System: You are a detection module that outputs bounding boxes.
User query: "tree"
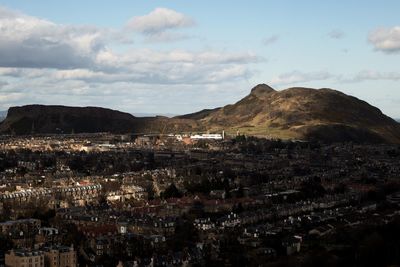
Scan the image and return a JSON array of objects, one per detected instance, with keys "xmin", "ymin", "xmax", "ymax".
[
  {"xmin": 169, "ymin": 219, "xmax": 198, "ymax": 250},
  {"xmin": 32, "ymin": 208, "xmax": 56, "ymax": 227},
  {"xmin": 161, "ymin": 183, "xmax": 183, "ymax": 199},
  {"xmin": 236, "ymin": 184, "xmax": 244, "ymax": 198},
  {"xmin": 300, "ymin": 176, "xmax": 326, "ymax": 198},
  {"xmin": 358, "ymin": 232, "xmax": 385, "ymax": 267},
  {"xmin": 0, "ymin": 234, "xmax": 13, "ymax": 251},
  {"xmin": 146, "ymin": 184, "xmax": 156, "ymax": 200}
]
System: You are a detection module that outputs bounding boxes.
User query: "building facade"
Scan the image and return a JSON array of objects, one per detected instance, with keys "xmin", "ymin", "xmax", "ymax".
[
  {"xmin": 43, "ymin": 246, "xmax": 77, "ymax": 267},
  {"xmin": 5, "ymin": 249, "xmax": 45, "ymax": 267}
]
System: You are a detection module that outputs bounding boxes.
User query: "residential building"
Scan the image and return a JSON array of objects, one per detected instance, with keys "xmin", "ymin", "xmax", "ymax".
[
  {"xmin": 43, "ymin": 246, "xmax": 76, "ymax": 267},
  {"xmin": 5, "ymin": 249, "xmax": 44, "ymax": 267}
]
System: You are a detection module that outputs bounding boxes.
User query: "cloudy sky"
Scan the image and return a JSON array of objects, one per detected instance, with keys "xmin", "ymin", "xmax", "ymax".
[{"xmin": 0, "ymin": 1, "xmax": 400, "ymax": 117}]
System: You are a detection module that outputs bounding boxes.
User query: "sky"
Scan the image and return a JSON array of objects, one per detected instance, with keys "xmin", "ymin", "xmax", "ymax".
[{"xmin": 0, "ymin": 1, "xmax": 399, "ymax": 117}]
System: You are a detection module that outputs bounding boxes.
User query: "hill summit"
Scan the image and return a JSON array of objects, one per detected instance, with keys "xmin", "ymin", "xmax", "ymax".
[
  {"xmin": 180, "ymin": 84, "xmax": 400, "ymax": 143},
  {"xmin": 249, "ymin": 83, "xmax": 276, "ymax": 96},
  {"xmin": 1, "ymin": 84, "xmax": 400, "ymax": 143}
]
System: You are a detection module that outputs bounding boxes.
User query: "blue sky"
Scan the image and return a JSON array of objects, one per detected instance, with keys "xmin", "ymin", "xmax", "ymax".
[{"xmin": 0, "ymin": 1, "xmax": 399, "ymax": 117}]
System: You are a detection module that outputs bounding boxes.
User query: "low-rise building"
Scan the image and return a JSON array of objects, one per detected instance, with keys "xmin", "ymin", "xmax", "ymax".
[
  {"xmin": 43, "ymin": 245, "xmax": 77, "ymax": 267},
  {"xmin": 5, "ymin": 249, "xmax": 45, "ymax": 267}
]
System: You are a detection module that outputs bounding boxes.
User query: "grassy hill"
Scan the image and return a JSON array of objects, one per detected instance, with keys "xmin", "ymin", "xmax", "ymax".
[{"xmin": 1, "ymin": 84, "xmax": 399, "ymax": 143}]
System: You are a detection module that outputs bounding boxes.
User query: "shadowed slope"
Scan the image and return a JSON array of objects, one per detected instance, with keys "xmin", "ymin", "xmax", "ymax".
[{"xmin": 1, "ymin": 84, "xmax": 399, "ymax": 143}]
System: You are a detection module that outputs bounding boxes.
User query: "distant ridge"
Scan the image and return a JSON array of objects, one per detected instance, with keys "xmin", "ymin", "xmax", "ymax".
[
  {"xmin": 0, "ymin": 105, "xmax": 201, "ymax": 135},
  {"xmin": 132, "ymin": 112, "xmax": 178, "ymax": 118},
  {"xmin": 1, "ymin": 84, "xmax": 400, "ymax": 144},
  {"xmin": 0, "ymin": 105, "xmax": 137, "ymax": 134}
]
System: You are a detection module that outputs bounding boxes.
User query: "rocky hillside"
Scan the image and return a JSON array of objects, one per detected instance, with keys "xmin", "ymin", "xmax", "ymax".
[
  {"xmin": 0, "ymin": 105, "xmax": 201, "ymax": 135},
  {"xmin": 180, "ymin": 84, "xmax": 400, "ymax": 143},
  {"xmin": 1, "ymin": 85, "xmax": 400, "ymax": 143}
]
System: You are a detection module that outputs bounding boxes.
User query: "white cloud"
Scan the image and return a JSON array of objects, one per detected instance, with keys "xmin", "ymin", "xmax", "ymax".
[
  {"xmin": 77, "ymin": 49, "xmax": 261, "ymax": 84},
  {"xmin": 142, "ymin": 31, "xmax": 190, "ymax": 43},
  {"xmin": 270, "ymin": 69, "xmax": 400, "ymax": 86},
  {"xmin": 328, "ymin": 29, "xmax": 345, "ymax": 39},
  {"xmin": 270, "ymin": 71, "xmax": 334, "ymax": 86},
  {"xmin": 126, "ymin": 7, "xmax": 194, "ymax": 35},
  {"xmin": 0, "ymin": 71, "xmax": 253, "ymax": 114},
  {"xmin": 353, "ymin": 70, "xmax": 400, "ymax": 81},
  {"xmin": 0, "ymin": 80, "xmax": 8, "ymax": 88},
  {"xmin": 0, "ymin": 6, "xmax": 107, "ymax": 69},
  {"xmin": 51, "ymin": 49, "xmax": 260, "ymax": 85},
  {"xmin": 263, "ymin": 35, "xmax": 279, "ymax": 45},
  {"xmin": 0, "ymin": 6, "xmax": 259, "ymax": 86},
  {"xmin": 0, "ymin": 92, "xmax": 24, "ymax": 103},
  {"xmin": 368, "ymin": 26, "xmax": 400, "ymax": 53},
  {"xmin": 207, "ymin": 65, "xmax": 250, "ymax": 83},
  {"xmin": 0, "ymin": 67, "xmax": 23, "ymax": 77},
  {"xmin": 0, "ymin": 6, "xmax": 261, "ymax": 112}
]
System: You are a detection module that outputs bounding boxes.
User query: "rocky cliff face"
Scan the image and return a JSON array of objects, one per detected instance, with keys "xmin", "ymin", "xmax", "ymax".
[
  {"xmin": 0, "ymin": 105, "xmax": 139, "ymax": 134},
  {"xmin": 0, "ymin": 105, "xmax": 203, "ymax": 135}
]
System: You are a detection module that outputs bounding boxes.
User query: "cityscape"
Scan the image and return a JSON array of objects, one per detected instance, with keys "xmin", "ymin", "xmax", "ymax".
[
  {"xmin": 1, "ymin": 1, "xmax": 400, "ymax": 267},
  {"xmin": 0, "ymin": 132, "xmax": 400, "ymax": 266}
]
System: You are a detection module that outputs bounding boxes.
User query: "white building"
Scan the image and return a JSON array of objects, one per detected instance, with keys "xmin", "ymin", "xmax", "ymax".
[{"xmin": 190, "ymin": 133, "xmax": 223, "ymax": 140}]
